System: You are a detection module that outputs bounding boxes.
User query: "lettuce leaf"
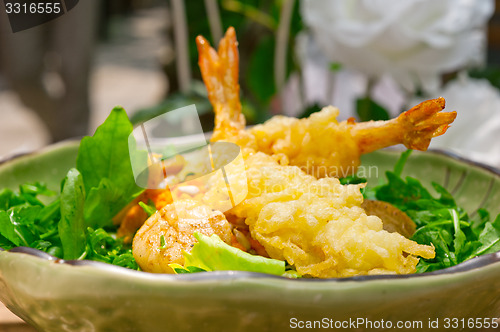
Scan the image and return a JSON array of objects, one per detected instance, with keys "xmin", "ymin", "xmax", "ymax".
[{"xmin": 182, "ymin": 232, "xmax": 285, "ymax": 276}]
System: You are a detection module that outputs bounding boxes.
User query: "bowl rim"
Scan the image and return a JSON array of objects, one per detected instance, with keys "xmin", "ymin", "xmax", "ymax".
[{"xmin": 1, "ymin": 141, "xmax": 500, "ymax": 283}]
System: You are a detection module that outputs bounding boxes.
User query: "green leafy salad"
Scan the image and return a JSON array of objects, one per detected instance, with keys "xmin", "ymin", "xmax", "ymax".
[{"xmin": 0, "ymin": 109, "xmax": 499, "ymax": 276}]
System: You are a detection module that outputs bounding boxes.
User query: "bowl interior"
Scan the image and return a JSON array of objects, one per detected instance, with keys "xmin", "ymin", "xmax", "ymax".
[{"xmin": 0, "ymin": 142, "xmax": 78, "ymax": 193}]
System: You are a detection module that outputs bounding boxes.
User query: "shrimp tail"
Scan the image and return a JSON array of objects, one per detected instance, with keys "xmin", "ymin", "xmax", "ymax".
[
  {"xmin": 351, "ymin": 97, "xmax": 457, "ymax": 154},
  {"xmin": 397, "ymin": 97, "xmax": 456, "ymax": 150},
  {"xmin": 196, "ymin": 27, "xmax": 245, "ymax": 141}
]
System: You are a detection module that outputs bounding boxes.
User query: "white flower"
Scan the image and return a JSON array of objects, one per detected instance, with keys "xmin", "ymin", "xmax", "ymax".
[
  {"xmin": 412, "ymin": 76, "xmax": 500, "ymax": 168},
  {"xmin": 301, "ymin": 0, "xmax": 495, "ymax": 93}
]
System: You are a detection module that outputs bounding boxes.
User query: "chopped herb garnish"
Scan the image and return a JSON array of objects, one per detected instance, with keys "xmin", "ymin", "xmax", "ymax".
[
  {"xmin": 139, "ymin": 201, "xmax": 157, "ymax": 217},
  {"xmin": 159, "ymin": 235, "xmax": 168, "ymax": 249}
]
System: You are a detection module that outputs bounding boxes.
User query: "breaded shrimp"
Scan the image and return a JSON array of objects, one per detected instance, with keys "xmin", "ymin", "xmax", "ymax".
[
  {"xmin": 133, "ymin": 199, "xmax": 232, "ymax": 273},
  {"xmin": 196, "ymin": 28, "xmax": 457, "ymax": 177},
  {"xmin": 215, "ymin": 152, "xmax": 435, "ymax": 278}
]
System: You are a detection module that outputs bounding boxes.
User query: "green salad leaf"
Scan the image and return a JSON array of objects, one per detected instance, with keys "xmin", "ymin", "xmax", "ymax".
[
  {"xmin": 0, "ymin": 188, "xmax": 19, "ymax": 210},
  {"xmin": 0, "ymin": 209, "xmax": 26, "ymax": 247},
  {"xmin": 0, "ymin": 108, "xmax": 141, "ymax": 269},
  {"xmin": 473, "ymin": 214, "xmax": 500, "ymax": 256},
  {"xmin": 0, "ymin": 183, "xmax": 61, "ymax": 252},
  {"xmin": 83, "ymin": 178, "xmax": 125, "ymax": 229},
  {"xmin": 0, "ymin": 195, "xmax": 47, "ymax": 248},
  {"xmin": 58, "ymin": 168, "xmax": 86, "ymax": 260},
  {"xmin": 180, "ymin": 232, "xmax": 286, "ymax": 276},
  {"xmin": 76, "ymin": 107, "xmax": 135, "ymax": 192},
  {"xmin": 86, "ymin": 228, "xmax": 138, "ymax": 270},
  {"xmin": 76, "ymin": 107, "xmax": 144, "ymax": 229},
  {"xmin": 370, "ymin": 150, "xmax": 500, "ymax": 273}
]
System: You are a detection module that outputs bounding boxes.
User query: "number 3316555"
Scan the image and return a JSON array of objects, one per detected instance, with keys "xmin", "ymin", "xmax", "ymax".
[{"xmin": 5, "ymin": 2, "xmax": 62, "ymax": 14}]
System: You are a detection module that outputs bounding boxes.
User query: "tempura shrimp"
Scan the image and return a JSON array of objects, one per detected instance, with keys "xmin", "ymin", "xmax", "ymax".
[
  {"xmin": 196, "ymin": 28, "xmax": 457, "ymax": 177},
  {"xmin": 225, "ymin": 152, "xmax": 435, "ymax": 278}
]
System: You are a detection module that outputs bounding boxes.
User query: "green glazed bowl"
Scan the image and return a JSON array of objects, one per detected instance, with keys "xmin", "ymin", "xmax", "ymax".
[{"xmin": 1, "ymin": 142, "xmax": 499, "ymax": 332}]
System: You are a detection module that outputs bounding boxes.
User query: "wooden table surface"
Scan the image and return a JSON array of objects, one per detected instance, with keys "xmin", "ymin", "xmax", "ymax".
[{"xmin": 0, "ymin": 303, "xmax": 36, "ymax": 332}]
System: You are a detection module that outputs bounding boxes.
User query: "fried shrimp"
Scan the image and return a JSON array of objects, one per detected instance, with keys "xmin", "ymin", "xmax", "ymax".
[
  {"xmin": 197, "ymin": 28, "xmax": 457, "ymax": 177},
  {"xmin": 196, "ymin": 27, "xmax": 437, "ymax": 277},
  {"xmin": 206, "ymin": 152, "xmax": 435, "ymax": 278},
  {"xmin": 133, "ymin": 199, "xmax": 232, "ymax": 273}
]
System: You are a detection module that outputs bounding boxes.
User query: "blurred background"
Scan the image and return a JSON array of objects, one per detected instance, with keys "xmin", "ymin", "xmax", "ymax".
[{"xmin": 0, "ymin": 0, "xmax": 499, "ymax": 166}]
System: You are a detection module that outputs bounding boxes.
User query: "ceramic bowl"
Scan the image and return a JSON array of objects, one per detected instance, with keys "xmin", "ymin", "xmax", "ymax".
[{"xmin": 0, "ymin": 142, "xmax": 499, "ymax": 332}]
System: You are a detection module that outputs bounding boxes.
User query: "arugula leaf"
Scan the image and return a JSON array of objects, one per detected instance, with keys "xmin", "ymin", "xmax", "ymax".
[
  {"xmin": 31, "ymin": 240, "xmax": 52, "ymax": 251},
  {"xmin": 339, "ymin": 175, "xmax": 367, "ymax": 185},
  {"xmin": 9, "ymin": 204, "xmax": 42, "ymax": 226},
  {"xmin": 0, "ymin": 205, "xmax": 41, "ymax": 247},
  {"xmin": 0, "ymin": 183, "xmax": 52, "ymax": 211},
  {"xmin": 20, "ymin": 182, "xmax": 56, "ymax": 198},
  {"xmin": 493, "ymin": 214, "xmax": 500, "ymax": 231},
  {"xmin": 0, "ymin": 210, "xmax": 21, "ymax": 247},
  {"xmin": 432, "ymin": 182, "xmax": 457, "ymax": 208},
  {"xmin": 471, "ymin": 208, "xmax": 491, "ymax": 234},
  {"xmin": 182, "ymin": 232, "xmax": 285, "ymax": 275},
  {"xmin": 0, "ymin": 188, "xmax": 23, "ymax": 210},
  {"xmin": 371, "ymin": 149, "xmax": 500, "ymax": 273},
  {"xmin": 450, "ymin": 209, "xmax": 467, "ymax": 263},
  {"xmin": 375, "ymin": 173, "xmax": 432, "ymax": 208},
  {"xmin": 37, "ymin": 199, "xmax": 60, "ymax": 225},
  {"xmin": 472, "ymin": 218, "xmax": 500, "ymax": 257},
  {"xmin": 0, "ymin": 181, "xmax": 61, "ymax": 252},
  {"xmin": 111, "ymin": 253, "xmax": 138, "ymax": 270},
  {"xmin": 0, "ymin": 234, "xmax": 14, "ymax": 250},
  {"xmin": 86, "ymin": 228, "xmax": 138, "ymax": 270},
  {"xmin": 58, "ymin": 168, "xmax": 86, "ymax": 260}
]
